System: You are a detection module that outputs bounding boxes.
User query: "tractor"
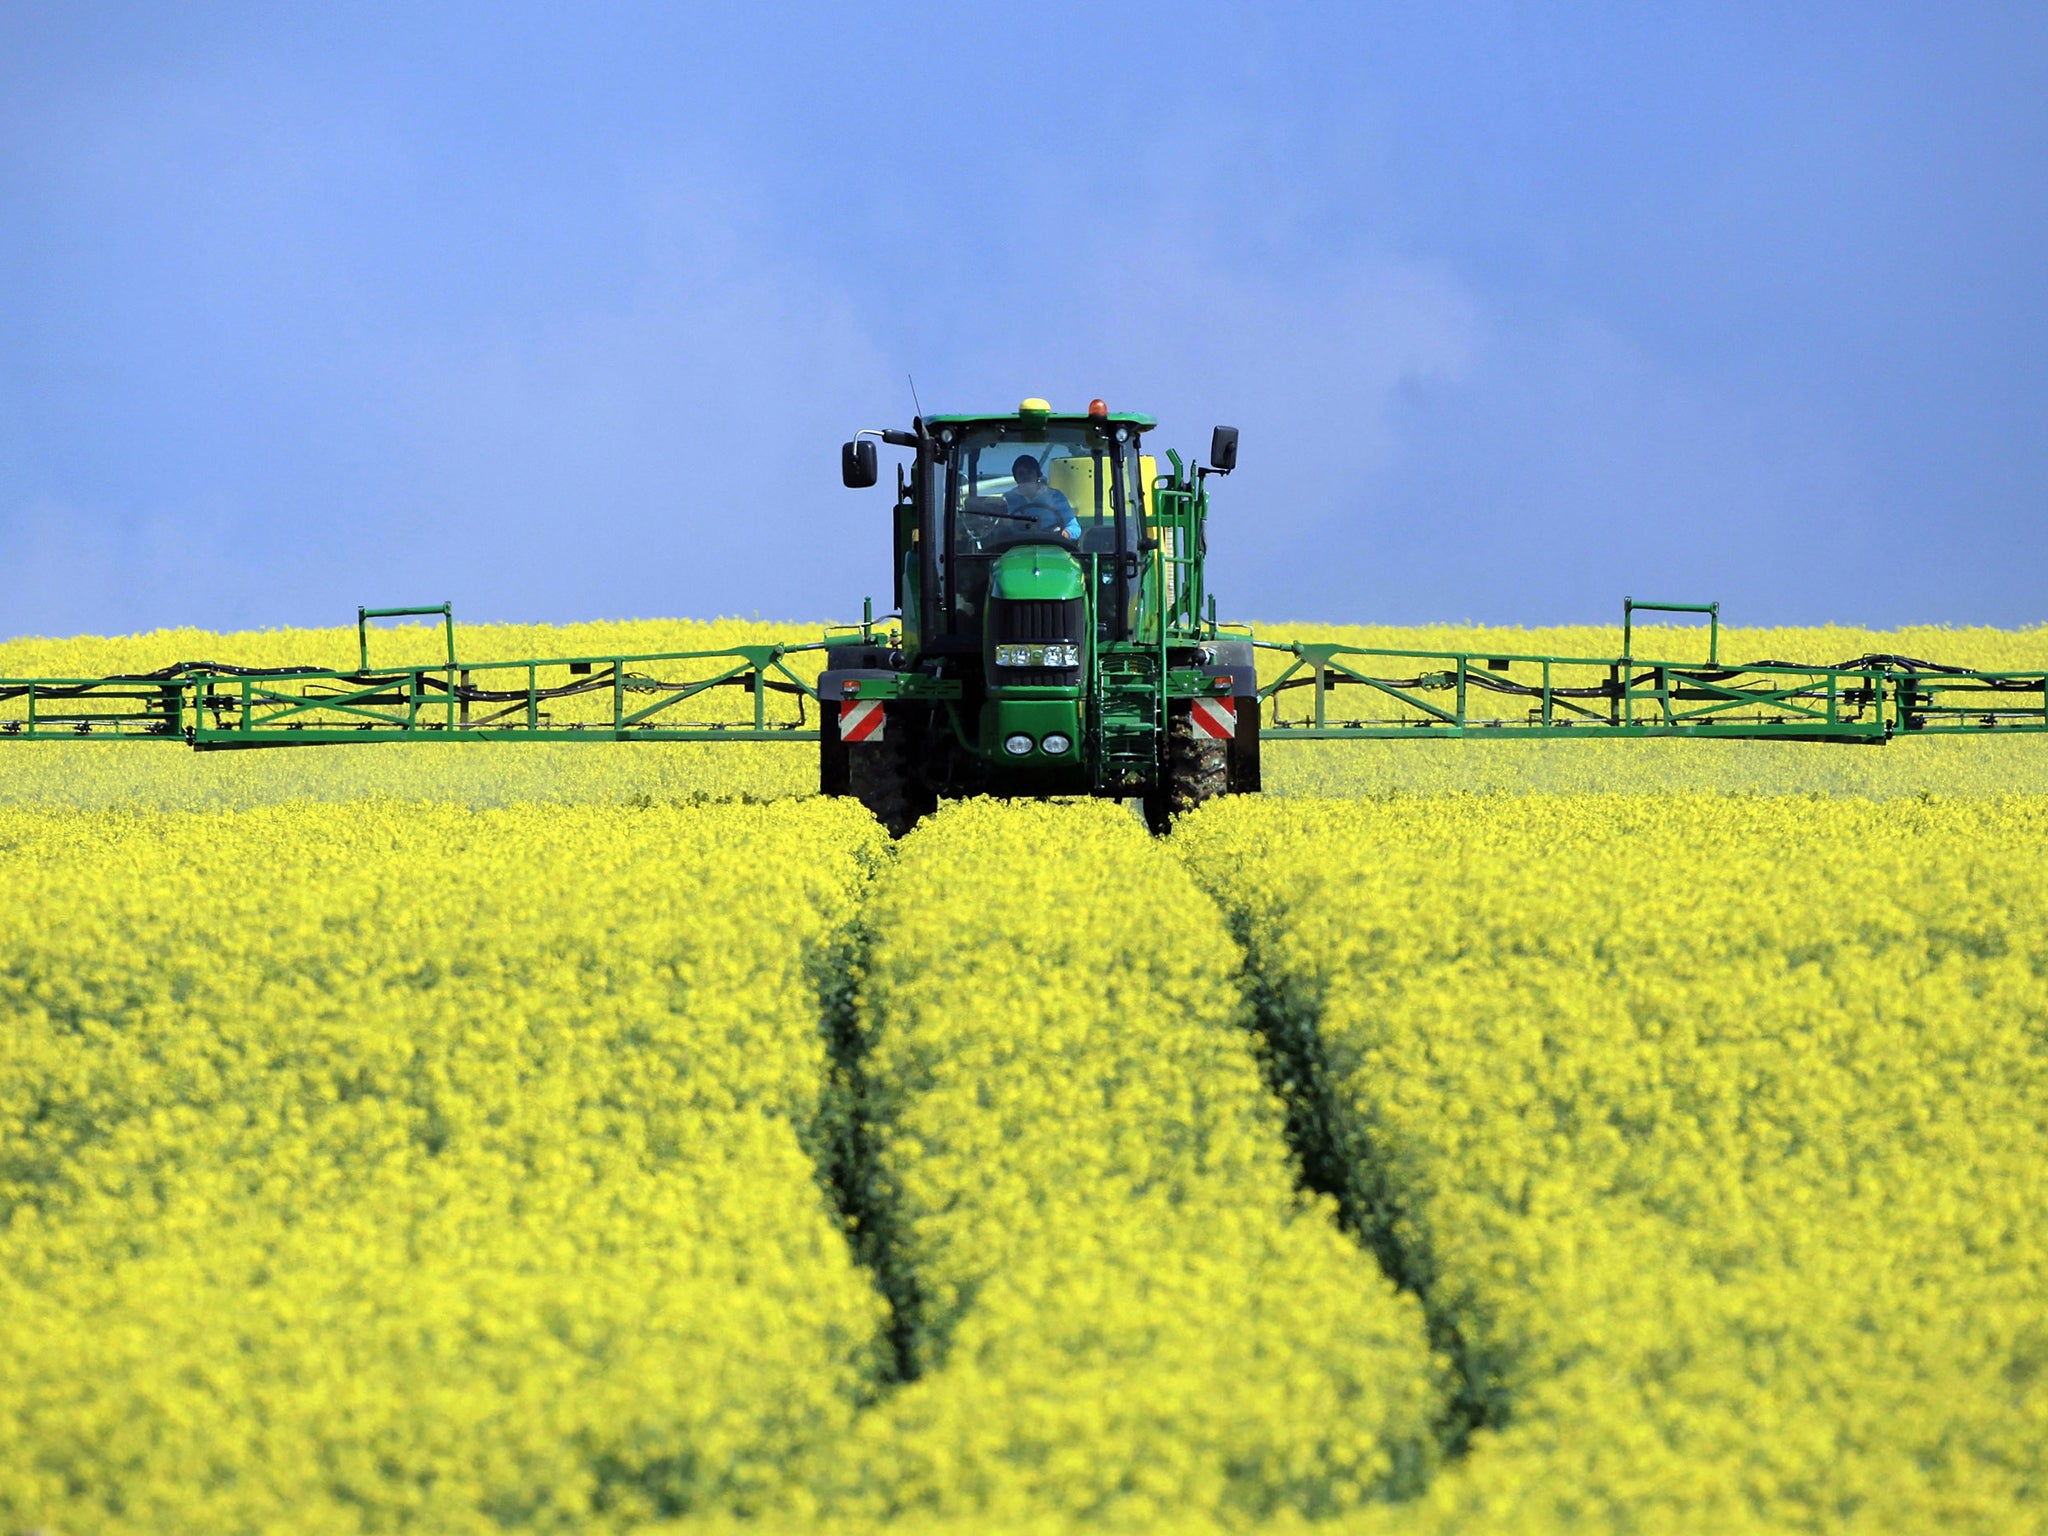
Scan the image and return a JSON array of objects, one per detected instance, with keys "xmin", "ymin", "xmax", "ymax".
[{"xmin": 822, "ymin": 397, "xmax": 1254, "ymax": 834}]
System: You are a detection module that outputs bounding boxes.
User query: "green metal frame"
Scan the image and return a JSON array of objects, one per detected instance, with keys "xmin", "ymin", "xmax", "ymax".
[
  {"xmin": 1247, "ymin": 597, "xmax": 2048, "ymax": 742},
  {"xmin": 360, "ymin": 604, "xmax": 456, "ymax": 672},
  {"xmin": 1623, "ymin": 598, "xmax": 1717, "ymax": 665},
  {"xmin": 0, "ymin": 624, "xmax": 884, "ymax": 746},
  {"xmin": 1, "ymin": 570, "xmax": 2040, "ymax": 755}
]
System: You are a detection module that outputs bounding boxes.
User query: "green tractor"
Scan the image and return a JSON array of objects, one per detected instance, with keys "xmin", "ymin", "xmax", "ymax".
[{"xmin": 821, "ymin": 397, "xmax": 1257, "ymax": 835}]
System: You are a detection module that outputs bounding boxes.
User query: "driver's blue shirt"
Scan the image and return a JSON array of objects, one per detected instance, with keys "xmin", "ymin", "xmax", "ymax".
[{"xmin": 1003, "ymin": 483, "xmax": 1081, "ymax": 540}]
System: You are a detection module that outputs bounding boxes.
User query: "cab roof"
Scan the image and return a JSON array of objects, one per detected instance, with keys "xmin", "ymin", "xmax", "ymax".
[{"xmin": 922, "ymin": 409, "xmax": 1157, "ymax": 431}]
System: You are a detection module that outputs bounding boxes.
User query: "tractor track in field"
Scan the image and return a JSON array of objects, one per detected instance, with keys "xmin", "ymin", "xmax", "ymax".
[
  {"xmin": 1200, "ymin": 879, "xmax": 1501, "ymax": 1461},
  {"xmin": 826, "ymin": 799, "xmax": 1452, "ymax": 1515},
  {"xmin": 805, "ymin": 802, "xmax": 1495, "ymax": 1483},
  {"xmin": 809, "ymin": 896, "xmax": 925, "ymax": 1391}
]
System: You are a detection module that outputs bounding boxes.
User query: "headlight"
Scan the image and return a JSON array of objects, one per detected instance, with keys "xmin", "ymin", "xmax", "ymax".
[
  {"xmin": 1003, "ymin": 733, "xmax": 1035, "ymax": 756},
  {"xmin": 995, "ymin": 643, "xmax": 1082, "ymax": 668},
  {"xmin": 1041, "ymin": 733, "xmax": 1072, "ymax": 755}
]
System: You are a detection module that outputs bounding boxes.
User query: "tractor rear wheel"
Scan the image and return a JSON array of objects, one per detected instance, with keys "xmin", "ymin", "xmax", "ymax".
[
  {"xmin": 1143, "ymin": 707, "xmax": 1228, "ymax": 834},
  {"xmin": 1227, "ymin": 702, "xmax": 1261, "ymax": 793},
  {"xmin": 849, "ymin": 708, "xmax": 934, "ymax": 838}
]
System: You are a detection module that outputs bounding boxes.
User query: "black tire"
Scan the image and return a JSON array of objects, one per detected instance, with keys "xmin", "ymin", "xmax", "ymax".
[
  {"xmin": 849, "ymin": 709, "xmax": 935, "ymax": 838},
  {"xmin": 1227, "ymin": 702, "xmax": 1262, "ymax": 794},
  {"xmin": 1143, "ymin": 707, "xmax": 1228, "ymax": 834},
  {"xmin": 820, "ymin": 701, "xmax": 849, "ymax": 797}
]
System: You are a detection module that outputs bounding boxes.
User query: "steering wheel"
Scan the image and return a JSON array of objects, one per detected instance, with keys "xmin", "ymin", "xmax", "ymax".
[
  {"xmin": 961, "ymin": 495, "xmax": 1035, "ymax": 524},
  {"xmin": 957, "ymin": 495, "xmax": 1040, "ymax": 552}
]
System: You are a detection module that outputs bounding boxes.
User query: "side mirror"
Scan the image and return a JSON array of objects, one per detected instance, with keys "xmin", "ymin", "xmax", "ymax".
[
  {"xmin": 1208, "ymin": 426, "xmax": 1239, "ymax": 475},
  {"xmin": 842, "ymin": 438, "xmax": 878, "ymax": 489}
]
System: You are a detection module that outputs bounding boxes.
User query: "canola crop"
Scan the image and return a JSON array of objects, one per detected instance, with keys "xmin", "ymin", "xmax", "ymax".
[
  {"xmin": 0, "ymin": 799, "xmax": 891, "ymax": 1534},
  {"xmin": 0, "ymin": 737, "xmax": 819, "ymax": 813},
  {"xmin": 1177, "ymin": 794, "xmax": 2048, "ymax": 1535},
  {"xmin": 1251, "ymin": 616, "xmax": 2048, "ymax": 675},
  {"xmin": 1261, "ymin": 730, "xmax": 2048, "ymax": 799},
  {"xmin": 823, "ymin": 798, "xmax": 1443, "ymax": 1529},
  {"xmin": 0, "ymin": 614, "xmax": 821, "ymax": 681},
  {"xmin": 6, "ymin": 606, "xmax": 2048, "ymax": 1533}
]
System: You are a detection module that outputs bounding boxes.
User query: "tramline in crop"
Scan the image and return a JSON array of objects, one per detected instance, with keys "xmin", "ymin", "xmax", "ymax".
[{"xmin": 821, "ymin": 799, "xmax": 1442, "ymax": 1526}]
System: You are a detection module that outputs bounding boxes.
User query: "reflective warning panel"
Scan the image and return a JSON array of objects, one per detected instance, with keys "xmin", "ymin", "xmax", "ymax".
[
  {"xmin": 1191, "ymin": 696, "xmax": 1236, "ymax": 739},
  {"xmin": 840, "ymin": 699, "xmax": 886, "ymax": 742}
]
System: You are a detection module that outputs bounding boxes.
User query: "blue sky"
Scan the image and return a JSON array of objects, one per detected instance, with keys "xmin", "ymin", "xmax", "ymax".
[{"xmin": 3, "ymin": 3, "xmax": 2044, "ymax": 638}]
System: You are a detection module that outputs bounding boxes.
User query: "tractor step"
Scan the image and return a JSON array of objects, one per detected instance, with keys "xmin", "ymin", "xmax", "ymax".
[{"xmin": 1093, "ymin": 649, "xmax": 1164, "ymax": 792}]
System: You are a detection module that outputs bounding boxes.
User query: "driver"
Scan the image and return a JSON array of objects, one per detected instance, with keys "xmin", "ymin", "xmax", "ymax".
[{"xmin": 1003, "ymin": 455, "xmax": 1080, "ymax": 542}]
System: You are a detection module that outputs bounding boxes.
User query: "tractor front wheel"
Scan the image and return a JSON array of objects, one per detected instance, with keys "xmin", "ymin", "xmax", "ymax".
[
  {"xmin": 819, "ymin": 701, "xmax": 849, "ymax": 796},
  {"xmin": 1143, "ymin": 707, "xmax": 1228, "ymax": 834}
]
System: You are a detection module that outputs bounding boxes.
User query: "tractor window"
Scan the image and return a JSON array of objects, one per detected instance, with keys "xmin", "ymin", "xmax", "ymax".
[{"xmin": 935, "ymin": 423, "xmax": 1144, "ymax": 634}]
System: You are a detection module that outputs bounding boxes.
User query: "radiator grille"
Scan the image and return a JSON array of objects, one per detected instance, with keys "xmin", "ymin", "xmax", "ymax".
[{"xmin": 988, "ymin": 597, "xmax": 1085, "ymax": 685}]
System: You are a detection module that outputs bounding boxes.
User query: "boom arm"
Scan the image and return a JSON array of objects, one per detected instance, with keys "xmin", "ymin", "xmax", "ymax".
[
  {"xmin": 1239, "ymin": 594, "xmax": 2047, "ymax": 743},
  {"xmin": 0, "ymin": 608, "xmax": 895, "ymax": 747},
  {"xmin": 1251, "ymin": 641, "xmax": 2047, "ymax": 743},
  {"xmin": 2, "ymin": 599, "xmax": 2041, "ymax": 749}
]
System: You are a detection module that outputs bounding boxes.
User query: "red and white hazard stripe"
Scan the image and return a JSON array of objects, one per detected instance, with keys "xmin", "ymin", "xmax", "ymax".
[
  {"xmin": 1190, "ymin": 695, "xmax": 1236, "ymax": 739},
  {"xmin": 839, "ymin": 699, "xmax": 886, "ymax": 743}
]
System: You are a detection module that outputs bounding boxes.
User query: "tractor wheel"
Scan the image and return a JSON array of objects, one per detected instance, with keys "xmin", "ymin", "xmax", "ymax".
[
  {"xmin": 819, "ymin": 700, "xmax": 849, "ymax": 797},
  {"xmin": 1226, "ymin": 702, "xmax": 1262, "ymax": 794},
  {"xmin": 1143, "ymin": 707, "xmax": 1228, "ymax": 834},
  {"xmin": 849, "ymin": 709, "xmax": 934, "ymax": 838}
]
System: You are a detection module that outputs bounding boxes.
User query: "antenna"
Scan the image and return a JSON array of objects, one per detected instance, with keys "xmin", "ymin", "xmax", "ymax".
[{"xmin": 907, "ymin": 373, "xmax": 925, "ymax": 422}]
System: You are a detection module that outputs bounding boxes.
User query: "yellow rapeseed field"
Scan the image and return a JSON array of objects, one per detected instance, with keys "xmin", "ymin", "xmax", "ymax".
[
  {"xmin": 0, "ymin": 799, "xmax": 891, "ymax": 1533},
  {"xmin": 1177, "ymin": 793, "xmax": 2048, "ymax": 1535},
  {"xmin": 0, "ymin": 615, "xmax": 820, "ymax": 681},
  {"xmin": 821, "ymin": 799, "xmax": 1442, "ymax": 1529},
  {"xmin": 4, "ymin": 612, "xmax": 2048, "ymax": 1533},
  {"xmin": 1253, "ymin": 616, "xmax": 2048, "ymax": 674}
]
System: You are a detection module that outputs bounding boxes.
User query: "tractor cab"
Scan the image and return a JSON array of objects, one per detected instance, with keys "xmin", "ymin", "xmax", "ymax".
[{"xmin": 913, "ymin": 399, "xmax": 1155, "ymax": 647}]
